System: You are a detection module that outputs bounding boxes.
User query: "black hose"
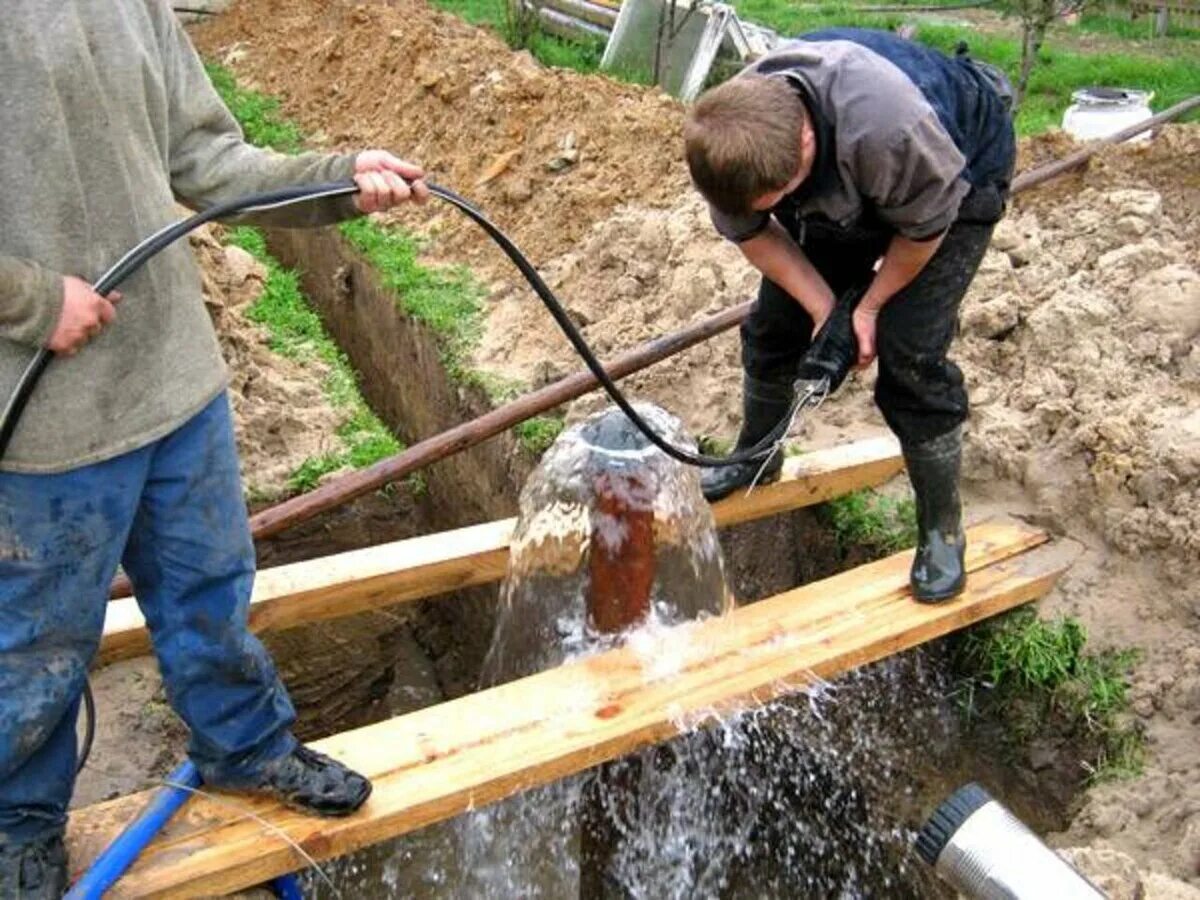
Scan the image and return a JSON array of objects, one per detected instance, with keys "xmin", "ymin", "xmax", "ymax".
[
  {"xmin": 79, "ymin": 677, "xmax": 96, "ymax": 773},
  {"xmin": 0, "ymin": 180, "xmax": 799, "ymax": 467}
]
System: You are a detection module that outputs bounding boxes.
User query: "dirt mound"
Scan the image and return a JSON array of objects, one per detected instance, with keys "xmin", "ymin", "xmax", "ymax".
[
  {"xmin": 961, "ymin": 176, "xmax": 1200, "ymax": 564},
  {"xmin": 191, "ymin": 225, "xmax": 346, "ymax": 498},
  {"xmin": 193, "ymin": 0, "xmax": 689, "ymax": 273}
]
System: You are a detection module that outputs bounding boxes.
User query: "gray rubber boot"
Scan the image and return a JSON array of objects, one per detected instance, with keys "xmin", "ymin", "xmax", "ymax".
[
  {"xmin": 903, "ymin": 427, "xmax": 966, "ymax": 603},
  {"xmin": 701, "ymin": 374, "xmax": 795, "ymax": 502},
  {"xmin": 0, "ymin": 832, "xmax": 67, "ymax": 900}
]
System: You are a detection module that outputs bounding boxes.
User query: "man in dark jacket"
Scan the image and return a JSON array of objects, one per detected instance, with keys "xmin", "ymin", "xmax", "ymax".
[{"xmin": 685, "ymin": 28, "xmax": 1015, "ymax": 605}]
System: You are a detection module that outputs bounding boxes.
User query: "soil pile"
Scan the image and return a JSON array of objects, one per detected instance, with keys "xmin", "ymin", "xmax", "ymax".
[
  {"xmin": 193, "ymin": 0, "xmax": 689, "ymax": 272},
  {"xmin": 190, "ymin": 225, "xmax": 347, "ymax": 499}
]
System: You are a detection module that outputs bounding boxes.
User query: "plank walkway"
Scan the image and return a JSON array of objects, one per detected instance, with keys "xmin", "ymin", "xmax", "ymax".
[
  {"xmin": 99, "ymin": 436, "xmax": 903, "ymax": 665},
  {"xmin": 69, "ymin": 519, "xmax": 1067, "ymax": 897}
]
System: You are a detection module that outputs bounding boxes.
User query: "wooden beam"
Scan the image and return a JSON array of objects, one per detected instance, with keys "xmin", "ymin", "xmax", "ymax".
[
  {"xmin": 98, "ymin": 437, "xmax": 903, "ymax": 665},
  {"xmin": 69, "ymin": 520, "xmax": 1066, "ymax": 897}
]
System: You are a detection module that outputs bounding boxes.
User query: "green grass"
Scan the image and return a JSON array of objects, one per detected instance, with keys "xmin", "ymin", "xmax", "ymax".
[
  {"xmin": 204, "ymin": 63, "xmax": 304, "ymax": 153},
  {"xmin": 225, "ymin": 226, "xmax": 404, "ymax": 494},
  {"xmin": 513, "ymin": 415, "xmax": 566, "ymax": 454},
  {"xmin": 820, "ymin": 489, "xmax": 918, "ymax": 556},
  {"xmin": 338, "ymin": 218, "xmax": 489, "ymax": 387},
  {"xmin": 728, "ymin": 6, "xmax": 1200, "ymax": 134},
  {"xmin": 955, "ymin": 607, "xmax": 1144, "ymax": 781}
]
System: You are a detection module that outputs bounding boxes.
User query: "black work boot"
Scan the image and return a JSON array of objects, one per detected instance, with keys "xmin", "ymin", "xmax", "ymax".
[
  {"xmin": 701, "ymin": 374, "xmax": 795, "ymax": 502},
  {"xmin": 247, "ymin": 745, "xmax": 372, "ymax": 817},
  {"xmin": 903, "ymin": 427, "xmax": 966, "ymax": 603},
  {"xmin": 0, "ymin": 832, "xmax": 67, "ymax": 899}
]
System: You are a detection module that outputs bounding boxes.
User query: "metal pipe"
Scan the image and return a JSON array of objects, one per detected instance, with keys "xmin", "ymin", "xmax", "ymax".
[
  {"xmin": 65, "ymin": 761, "xmax": 202, "ymax": 899},
  {"xmin": 915, "ymin": 783, "xmax": 1104, "ymax": 899}
]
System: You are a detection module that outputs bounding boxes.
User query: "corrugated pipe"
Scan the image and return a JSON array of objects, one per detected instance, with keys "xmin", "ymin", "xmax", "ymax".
[{"xmin": 916, "ymin": 783, "xmax": 1105, "ymax": 899}]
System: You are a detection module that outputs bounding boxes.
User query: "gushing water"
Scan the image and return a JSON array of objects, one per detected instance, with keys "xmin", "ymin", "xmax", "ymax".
[{"xmin": 300, "ymin": 405, "xmax": 962, "ymax": 898}]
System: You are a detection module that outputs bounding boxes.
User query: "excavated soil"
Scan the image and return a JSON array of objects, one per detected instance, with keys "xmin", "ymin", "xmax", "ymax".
[{"xmin": 191, "ymin": 1, "xmax": 1200, "ymax": 886}]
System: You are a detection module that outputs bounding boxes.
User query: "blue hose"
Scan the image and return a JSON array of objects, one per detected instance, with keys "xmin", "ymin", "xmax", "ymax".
[
  {"xmin": 64, "ymin": 761, "xmax": 201, "ymax": 899},
  {"xmin": 271, "ymin": 873, "xmax": 306, "ymax": 899}
]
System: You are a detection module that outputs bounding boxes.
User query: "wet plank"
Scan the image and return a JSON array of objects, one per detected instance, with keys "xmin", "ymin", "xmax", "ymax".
[
  {"xmin": 70, "ymin": 519, "xmax": 1067, "ymax": 897},
  {"xmin": 98, "ymin": 437, "xmax": 903, "ymax": 664}
]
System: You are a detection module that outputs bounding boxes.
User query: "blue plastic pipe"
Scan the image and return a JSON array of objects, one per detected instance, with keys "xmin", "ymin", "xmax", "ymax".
[
  {"xmin": 65, "ymin": 761, "xmax": 201, "ymax": 899},
  {"xmin": 271, "ymin": 873, "xmax": 306, "ymax": 899}
]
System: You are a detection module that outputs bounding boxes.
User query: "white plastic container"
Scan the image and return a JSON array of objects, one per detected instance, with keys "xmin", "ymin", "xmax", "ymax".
[{"xmin": 1062, "ymin": 87, "xmax": 1154, "ymax": 142}]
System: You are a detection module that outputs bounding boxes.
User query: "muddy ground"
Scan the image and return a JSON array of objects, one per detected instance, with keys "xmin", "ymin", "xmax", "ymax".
[{"xmin": 76, "ymin": 0, "xmax": 1200, "ymax": 890}]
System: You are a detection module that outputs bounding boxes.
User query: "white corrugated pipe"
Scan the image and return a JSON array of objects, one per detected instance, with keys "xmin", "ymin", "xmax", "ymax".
[{"xmin": 915, "ymin": 783, "xmax": 1106, "ymax": 900}]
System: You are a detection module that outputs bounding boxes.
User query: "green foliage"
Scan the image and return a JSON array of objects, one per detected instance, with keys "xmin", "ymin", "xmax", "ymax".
[
  {"xmin": 697, "ymin": 434, "xmax": 735, "ymax": 457},
  {"xmin": 224, "ymin": 227, "xmax": 404, "ymax": 494},
  {"xmin": 955, "ymin": 607, "xmax": 1144, "ymax": 781},
  {"xmin": 821, "ymin": 489, "xmax": 918, "ymax": 556},
  {"xmin": 338, "ymin": 218, "xmax": 488, "ymax": 385},
  {"xmin": 204, "ymin": 62, "xmax": 304, "ymax": 153},
  {"xmin": 514, "ymin": 415, "xmax": 566, "ymax": 454}
]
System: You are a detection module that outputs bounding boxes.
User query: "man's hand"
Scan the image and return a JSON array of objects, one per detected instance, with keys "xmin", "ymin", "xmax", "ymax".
[
  {"xmin": 48, "ymin": 276, "xmax": 121, "ymax": 355},
  {"xmin": 353, "ymin": 151, "xmax": 430, "ymax": 214},
  {"xmin": 852, "ymin": 305, "xmax": 878, "ymax": 369}
]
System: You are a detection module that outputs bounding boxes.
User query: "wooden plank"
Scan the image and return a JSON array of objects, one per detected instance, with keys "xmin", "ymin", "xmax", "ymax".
[
  {"xmin": 69, "ymin": 520, "xmax": 1065, "ymax": 897},
  {"xmin": 98, "ymin": 437, "xmax": 902, "ymax": 664}
]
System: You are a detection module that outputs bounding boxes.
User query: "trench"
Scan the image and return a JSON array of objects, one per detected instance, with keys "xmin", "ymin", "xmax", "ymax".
[{"xmin": 206, "ymin": 224, "xmax": 1089, "ymax": 896}]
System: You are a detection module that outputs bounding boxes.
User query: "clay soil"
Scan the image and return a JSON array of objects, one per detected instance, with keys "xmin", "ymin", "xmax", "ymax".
[{"xmin": 178, "ymin": 0, "xmax": 1200, "ymax": 887}]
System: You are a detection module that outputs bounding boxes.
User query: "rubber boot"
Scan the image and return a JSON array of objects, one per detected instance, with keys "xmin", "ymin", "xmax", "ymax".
[
  {"xmin": 248, "ymin": 745, "xmax": 372, "ymax": 817},
  {"xmin": 903, "ymin": 427, "xmax": 966, "ymax": 603},
  {"xmin": 701, "ymin": 374, "xmax": 795, "ymax": 502},
  {"xmin": 0, "ymin": 832, "xmax": 67, "ymax": 899}
]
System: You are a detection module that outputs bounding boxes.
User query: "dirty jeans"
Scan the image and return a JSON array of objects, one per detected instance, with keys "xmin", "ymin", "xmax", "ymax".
[
  {"xmin": 739, "ymin": 212, "xmax": 998, "ymax": 447},
  {"xmin": 0, "ymin": 393, "xmax": 296, "ymax": 845}
]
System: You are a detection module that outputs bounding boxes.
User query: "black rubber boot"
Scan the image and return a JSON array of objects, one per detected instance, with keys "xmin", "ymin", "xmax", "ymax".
[
  {"xmin": 701, "ymin": 374, "xmax": 795, "ymax": 502},
  {"xmin": 903, "ymin": 427, "xmax": 966, "ymax": 603},
  {"xmin": 248, "ymin": 745, "xmax": 372, "ymax": 817},
  {"xmin": 0, "ymin": 832, "xmax": 67, "ymax": 900}
]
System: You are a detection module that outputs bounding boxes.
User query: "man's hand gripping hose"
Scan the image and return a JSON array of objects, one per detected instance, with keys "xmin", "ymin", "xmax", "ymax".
[
  {"xmin": 745, "ymin": 286, "xmax": 863, "ymax": 491},
  {"xmin": 0, "ymin": 180, "xmax": 843, "ymax": 470}
]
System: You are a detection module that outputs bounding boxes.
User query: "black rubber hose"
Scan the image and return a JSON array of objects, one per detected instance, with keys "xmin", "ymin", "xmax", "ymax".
[
  {"xmin": 79, "ymin": 677, "xmax": 96, "ymax": 773},
  {"xmin": 0, "ymin": 180, "xmax": 797, "ymax": 466}
]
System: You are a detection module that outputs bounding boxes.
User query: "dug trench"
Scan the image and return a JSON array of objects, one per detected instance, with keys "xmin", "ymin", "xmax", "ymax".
[{"xmin": 76, "ymin": 215, "xmax": 1104, "ymax": 898}]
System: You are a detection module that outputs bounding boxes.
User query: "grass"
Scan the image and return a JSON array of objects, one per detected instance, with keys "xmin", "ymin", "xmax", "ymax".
[
  {"xmin": 513, "ymin": 415, "xmax": 566, "ymax": 454},
  {"xmin": 204, "ymin": 63, "xmax": 304, "ymax": 153},
  {"xmin": 337, "ymin": 219, "xmax": 488, "ymax": 386},
  {"xmin": 225, "ymin": 227, "xmax": 405, "ymax": 495},
  {"xmin": 820, "ymin": 489, "xmax": 918, "ymax": 557},
  {"xmin": 954, "ymin": 607, "xmax": 1144, "ymax": 781},
  {"xmin": 420, "ymin": 0, "xmax": 1200, "ymax": 136}
]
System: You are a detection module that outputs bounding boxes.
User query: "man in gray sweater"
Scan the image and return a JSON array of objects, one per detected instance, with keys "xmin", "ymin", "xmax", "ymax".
[{"xmin": 1, "ymin": 3, "xmax": 428, "ymax": 893}]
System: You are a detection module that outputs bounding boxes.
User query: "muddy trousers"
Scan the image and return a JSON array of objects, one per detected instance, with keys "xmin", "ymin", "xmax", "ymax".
[
  {"xmin": 739, "ymin": 218, "xmax": 997, "ymax": 446},
  {"xmin": 0, "ymin": 393, "xmax": 296, "ymax": 845}
]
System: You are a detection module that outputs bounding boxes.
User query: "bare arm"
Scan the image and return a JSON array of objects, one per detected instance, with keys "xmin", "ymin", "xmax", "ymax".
[
  {"xmin": 740, "ymin": 220, "xmax": 836, "ymax": 330},
  {"xmin": 853, "ymin": 233, "xmax": 945, "ymax": 366}
]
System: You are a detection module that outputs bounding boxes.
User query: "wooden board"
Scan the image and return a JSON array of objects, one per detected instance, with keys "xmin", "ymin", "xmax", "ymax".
[
  {"xmin": 69, "ymin": 520, "xmax": 1066, "ymax": 897},
  {"xmin": 98, "ymin": 437, "xmax": 903, "ymax": 664}
]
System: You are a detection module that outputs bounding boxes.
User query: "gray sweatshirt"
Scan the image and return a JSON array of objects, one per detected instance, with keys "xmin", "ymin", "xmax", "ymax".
[{"xmin": 0, "ymin": 0, "xmax": 361, "ymax": 473}]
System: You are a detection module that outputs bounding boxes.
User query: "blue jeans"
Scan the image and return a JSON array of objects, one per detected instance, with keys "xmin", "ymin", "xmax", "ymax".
[{"xmin": 0, "ymin": 393, "xmax": 296, "ymax": 844}]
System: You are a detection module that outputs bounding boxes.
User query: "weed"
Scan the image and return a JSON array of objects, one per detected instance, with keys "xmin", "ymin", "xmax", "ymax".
[
  {"xmin": 954, "ymin": 607, "xmax": 1143, "ymax": 782},
  {"xmin": 514, "ymin": 415, "xmax": 566, "ymax": 455},
  {"xmin": 697, "ymin": 434, "xmax": 735, "ymax": 457},
  {"xmin": 820, "ymin": 489, "xmax": 918, "ymax": 556}
]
